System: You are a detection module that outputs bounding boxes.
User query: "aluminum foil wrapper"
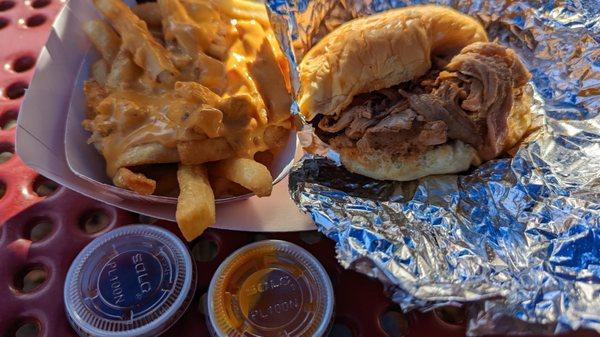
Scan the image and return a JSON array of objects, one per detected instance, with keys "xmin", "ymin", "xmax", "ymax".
[{"xmin": 265, "ymin": 0, "xmax": 600, "ymax": 335}]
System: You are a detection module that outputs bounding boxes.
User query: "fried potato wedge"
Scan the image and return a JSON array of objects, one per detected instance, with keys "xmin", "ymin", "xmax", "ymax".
[
  {"xmin": 178, "ymin": 137, "xmax": 233, "ymax": 165},
  {"xmin": 212, "ymin": 158, "xmax": 272, "ymax": 197},
  {"xmin": 113, "ymin": 167, "xmax": 156, "ymax": 195},
  {"xmin": 176, "ymin": 165, "xmax": 215, "ymax": 240}
]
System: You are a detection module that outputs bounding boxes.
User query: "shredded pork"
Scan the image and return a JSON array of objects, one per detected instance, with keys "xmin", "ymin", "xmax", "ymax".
[{"xmin": 317, "ymin": 42, "xmax": 531, "ymax": 160}]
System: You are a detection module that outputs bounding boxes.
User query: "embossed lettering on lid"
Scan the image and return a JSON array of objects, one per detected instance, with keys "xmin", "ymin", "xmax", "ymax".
[
  {"xmin": 64, "ymin": 224, "xmax": 196, "ymax": 337},
  {"xmin": 207, "ymin": 240, "xmax": 334, "ymax": 337}
]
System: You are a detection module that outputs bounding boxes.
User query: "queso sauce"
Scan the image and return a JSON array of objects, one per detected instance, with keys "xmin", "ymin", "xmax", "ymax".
[{"xmin": 85, "ymin": 10, "xmax": 292, "ymax": 178}]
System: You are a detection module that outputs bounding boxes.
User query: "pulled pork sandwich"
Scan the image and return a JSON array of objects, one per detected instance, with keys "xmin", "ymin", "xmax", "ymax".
[{"xmin": 298, "ymin": 5, "xmax": 532, "ymax": 181}]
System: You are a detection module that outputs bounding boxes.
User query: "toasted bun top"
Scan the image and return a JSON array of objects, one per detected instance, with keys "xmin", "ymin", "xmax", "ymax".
[{"xmin": 298, "ymin": 5, "xmax": 488, "ymax": 121}]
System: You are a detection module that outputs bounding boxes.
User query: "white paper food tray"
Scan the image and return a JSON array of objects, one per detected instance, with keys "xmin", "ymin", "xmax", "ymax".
[{"xmin": 16, "ymin": 0, "xmax": 313, "ymax": 231}]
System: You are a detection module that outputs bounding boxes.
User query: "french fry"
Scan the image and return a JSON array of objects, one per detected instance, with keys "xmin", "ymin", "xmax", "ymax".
[
  {"xmin": 83, "ymin": 20, "xmax": 121, "ymax": 63},
  {"xmin": 111, "ymin": 143, "xmax": 180, "ymax": 177},
  {"xmin": 212, "ymin": 158, "xmax": 272, "ymax": 197},
  {"xmin": 189, "ymin": 106, "xmax": 224, "ymax": 138},
  {"xmin": 193, "ymin": 53, "xmax": 227, "ymax": 94},
  {"xmin": 158, "ymin": 0, "xmax": 229, "ymax": 92},
  {"xmin": 174, "ymin": 81, "xmax": 221, "ymax": 106},
  {"xmin": 248, "ymin": 41, "xmax": 292, "ymax": 124},
  {"xmin": 83, "ymin": 80, "xmax": 109, "ymax": 117},
  {"xmin": 113, "ymin": 167, "xmax": 156, "ymax": 195},
  {"xmin": 206, "ymin": 0, "xmax": 269, "ymax": 26},
  {"xmin": 93, "ymin": 0, "xmax": 179, "ymax": 83},
  {"xmin": 132, "ymin": 3, "xmax": 162, "ymax": 27},
  {"xmin": 99, "ymin": 96, "xmax": 147, "ymax": 130},
  {"xmin": 207, "ymin": 38, "xmax": 228, "ymax": 61},
  {"xmin": 218, "ymin": 94, "xmax": 255, "ymax": 128},
  {"xmin": 91, "ymin": 59, "xmax": 110, "ymax": 85},
  {"xmin": 157, "ymin": 0, "xmax": 211, "ymax": 54},
  {"xmin": 178, "ymin": 137, "xmax": 233, "ymax": 165},
  {"xmin": 84, "ymin": 0, "xmax": 294, "ymax": 240},
  {"xmin": 178, "ymin": 0, "xmax": 228, "ymax": 60},
  {"xmin": 106, "ymin": 48, "xmax": 142, "ymax": 89},
  {"xmin": 210, "ymin": 176, "xmax": 250, "ymax": 198},
  {"xmin": 176, "ymin": 165, "xmax": 215, "ymax": 241}
]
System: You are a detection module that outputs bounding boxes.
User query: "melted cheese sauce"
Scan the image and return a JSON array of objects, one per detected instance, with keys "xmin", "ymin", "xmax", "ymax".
[{"xmin": 84, "ymin": 0, "xmax": 292, "ymax": 178}]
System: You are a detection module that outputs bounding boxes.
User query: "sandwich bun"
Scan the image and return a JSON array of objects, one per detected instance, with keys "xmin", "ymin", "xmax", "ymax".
[
  {"xmin": 299, "ymin": 5, "xmax": 488, "ymax": 121},
  {"xmin": 299, "ymin": 5, "xmax": 532, "ymax": 181}
]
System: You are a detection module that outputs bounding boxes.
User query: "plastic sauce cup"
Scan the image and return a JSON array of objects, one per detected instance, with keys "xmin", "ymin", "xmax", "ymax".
[
  {"xmin": 207, "ymin": 240, "xmax": 334, "ymax": 337},
  {"xmin": 64, "ymin": 224, "xmax": 196, "ymax": 337}
]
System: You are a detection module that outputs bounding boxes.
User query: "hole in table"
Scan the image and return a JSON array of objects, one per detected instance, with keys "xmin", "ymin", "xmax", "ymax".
[
  {"xmin": 25, "ymin": 14, "xmax": 46, "ymax": 27},
  {"xmin": 31, "ymin": 0, "xmax": 50, "ymax": 8},
  {"xmin": 434, "ymin": 305, "xmax": 466, "ymax": 325},
  {"xmin": 0, "ymin": 180, "xmax": 5, "ymax": 199},
  {"xmin": 12, "ymin": 56, "xmax": 35, "ymax": 73},
  {"xmin": 380, "ymin": 308, "xmax": 410, "ymax": 337},
  {"xmin": 192, "ymin": 238, "xmax": 219, "ymax": 262},
  {"xmin": 5, "ymin": 82, "xmax": 28, "ymax": 99},
  {"xmin": 198, "ymin": 291, "xmax": 208, "ymax": 316},
  {"xmin": 1, "ymin": 109, "xmax": 18, "ymax": 130},
  {"xmin": 13, "ymin": 264, "xmax": 47, "ymax": 293},
  {"xmin": 328, "ymin": 320, "xmax": 354, "ymax": 337},
  {"xmin": 0, "ymin": 143, "xmax": 14, "ymax": 164},
  {"xmin": 138, "ymin": 213, "xmax": 159, "ymax": 224},
  {"xmin": 0, "ymin": 0, "xmax": 15, "ymax": 11},
  {"xmin": 299, "ymin": 231, "xmax": 322, "ymax": 244},
  {"xmin": 0, "ymin": 17, "xmax": 8, "ymax": 29},
  {"xmin": 24, "ymin": 218, "xmax": 53, "ymax": 242},
  {"xmin": 32, "ymin": 175, "xmax": 59, "ymax": 197},
  {"xmin": 79, "ymin": 209, "xmax": 111, "ymax": 234},
  {"xmin": 251, "ymin": 233, "xmax": 268, "ymax": 242},
  {"xmin": 10, "ymin": 319, "xmax": 40, "ymax": 337}
]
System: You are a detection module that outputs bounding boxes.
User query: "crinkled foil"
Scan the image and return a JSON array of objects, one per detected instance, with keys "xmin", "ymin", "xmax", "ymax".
[{"xmin": 265, "ymin": 0, "xmax": 600, "ymax": 335}]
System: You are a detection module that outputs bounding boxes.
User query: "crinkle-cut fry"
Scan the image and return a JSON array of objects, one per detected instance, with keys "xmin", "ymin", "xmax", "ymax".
[
  {"xmin": 248, "ymin": 41, "xmax": 292, "ymax": 124},
  {"xmin": 113, "ymin": 167, "xmax": 156, "ymax": 195},
  {"xmin": 111, "ymin": 142, "xmax": 180, "ymax": 177},
  {"xmin": 176, "ymin": 165, "xmax": 215, "ymax": 241},
  {"xmin": 212, "ymin": 158, "xmax": 273, "ymax": 197},
  {"xmin": 83, "ymin": 20, "xmax": 121, "ymax": 63},
  {"xmin": 174, "ymin": 81, "xmax": 221, "ymax": 106},
  {"xmin": 178, "ymin": 137, "xmax": 233, "ymax": 165},
  {"xmin": 106, "ymin": 48, "xmax": 142, "ymax": 89},
  {"xmin": 93, "ymin": 0, "xmax": 178, "ymax": 84},
  {"xmin": 132, "ymin": 3, "xmax": 162, "ymax": 27},
  {"xmin": 157, "ymin": 0, "xmax": 211, "ymax": 54}
]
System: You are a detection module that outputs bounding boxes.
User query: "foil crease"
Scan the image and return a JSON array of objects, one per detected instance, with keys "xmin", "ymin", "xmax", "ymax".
[{"xmin": 266, "ymin": 0, "xmax": 600, "ymax": 335}]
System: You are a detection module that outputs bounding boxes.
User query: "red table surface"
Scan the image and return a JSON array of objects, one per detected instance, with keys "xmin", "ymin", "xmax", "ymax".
[{"xmin": 0, "ymin": 1, "xmax": 597, "ymax": 337}]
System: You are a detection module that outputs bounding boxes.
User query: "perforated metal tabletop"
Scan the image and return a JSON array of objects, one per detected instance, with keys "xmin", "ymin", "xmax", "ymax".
[{"xmin": 0, "ymin": 1, "xmax": 598, "ymax": 337}]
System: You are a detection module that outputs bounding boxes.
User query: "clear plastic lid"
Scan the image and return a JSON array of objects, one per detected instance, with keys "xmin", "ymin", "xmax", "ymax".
[
  {"xmin": 207, "ymin": 240, "xmax": 334, "ymax": 337},
  {"xmin": 64, "ymin": 224, "xmax": 196, "ymax": 337}
]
